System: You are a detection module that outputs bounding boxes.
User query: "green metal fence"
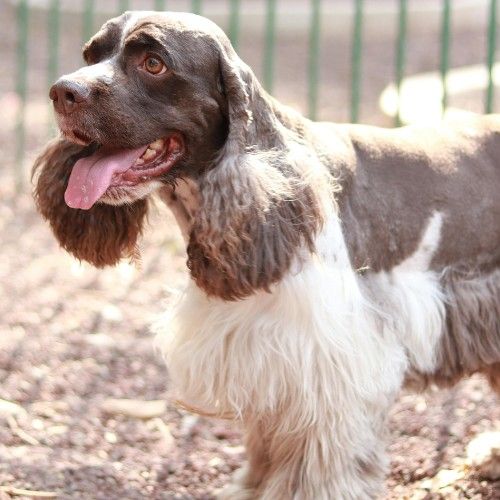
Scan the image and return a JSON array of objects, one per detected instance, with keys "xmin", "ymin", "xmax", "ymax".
[{"xmin": 11, "ymin": 0, "xmax": 499, "ymax": 178}]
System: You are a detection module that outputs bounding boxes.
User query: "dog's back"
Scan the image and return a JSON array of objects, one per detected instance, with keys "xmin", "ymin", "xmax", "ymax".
[{"xmin": 311, "ymin": 115, "xmax": 500, "ymax": 390}]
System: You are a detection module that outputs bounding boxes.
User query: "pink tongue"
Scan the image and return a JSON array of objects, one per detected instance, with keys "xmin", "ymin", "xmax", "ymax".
[{"xmin": 65, "ymin": 145, "xmax": 148, "ymax": 209}]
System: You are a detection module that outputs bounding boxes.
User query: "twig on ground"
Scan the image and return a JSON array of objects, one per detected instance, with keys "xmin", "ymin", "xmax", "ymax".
[
  {"xmin": 0, "ymin": 487, "xmax": 57, "ymax": 498},
  {"xmin": 7, "ymin": 416, "xmax": 40, "ymax": 446}
]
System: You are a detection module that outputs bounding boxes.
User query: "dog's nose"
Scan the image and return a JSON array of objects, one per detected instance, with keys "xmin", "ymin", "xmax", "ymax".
[{"xmin": 49, "ymin": 79, "xmax": 90, "ymax": 115}]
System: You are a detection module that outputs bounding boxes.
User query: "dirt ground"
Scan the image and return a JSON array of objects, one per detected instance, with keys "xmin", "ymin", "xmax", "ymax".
[
  {"xmin": 0, "ymin": 173, "xmax": 499, "ymax": 500},
  {"xmin": 0, "ymin": 1, "xmax": 499, "ymax": 499}
]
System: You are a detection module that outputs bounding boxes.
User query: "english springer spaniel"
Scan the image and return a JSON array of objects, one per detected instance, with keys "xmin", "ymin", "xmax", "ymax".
[{"xmin": 33, "ymin": 11, "xmax": 500, "ymax": 499}]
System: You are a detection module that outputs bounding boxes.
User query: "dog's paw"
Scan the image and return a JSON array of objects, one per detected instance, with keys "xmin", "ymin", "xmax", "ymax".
[
  {"xmin": 214, "ymin": 483, "xmax": 254, "ymax": 500},
  {"xmin": 214, "ymin": 466, "xmax": 256, "ymax": 500}
]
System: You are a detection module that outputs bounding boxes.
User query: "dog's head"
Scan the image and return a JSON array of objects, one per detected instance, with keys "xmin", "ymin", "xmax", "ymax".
[
  {"xmin": 47, "ymin": 11, "xmax": 251, "ymax": 208},
  {"xmin": 34, "ymin": 11, "xmax": 327, "ymax": 298}
]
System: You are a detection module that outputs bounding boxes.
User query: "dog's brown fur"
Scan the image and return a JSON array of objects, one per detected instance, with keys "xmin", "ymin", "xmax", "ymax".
[
  {"xmin": 33, "ymin": 138, "xmax": 148, "ymax": 267},
  {"xmin": 33, "ymin": 11, "xmax": 499, "ymax": 500}
]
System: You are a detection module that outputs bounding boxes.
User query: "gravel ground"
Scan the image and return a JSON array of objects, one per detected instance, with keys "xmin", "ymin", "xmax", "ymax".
[
  {"xmin": 0, "ymin": 2, "xmax": 499, "ymax": 498},
  {"xmin": 0, "ymin": 176, "xmax": 498, "ymax": 500}
]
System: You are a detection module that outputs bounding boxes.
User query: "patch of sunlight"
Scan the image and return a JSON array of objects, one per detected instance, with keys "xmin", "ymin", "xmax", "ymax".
[{"xmin": 380, "ymin": 63, "xmax": 500, "ymax": 125}]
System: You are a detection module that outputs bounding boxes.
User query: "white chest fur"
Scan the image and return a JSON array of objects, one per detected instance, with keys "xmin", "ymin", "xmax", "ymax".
[{"xmin": 155, "ymin": 210, "xmax": 446, "ymax": 418}]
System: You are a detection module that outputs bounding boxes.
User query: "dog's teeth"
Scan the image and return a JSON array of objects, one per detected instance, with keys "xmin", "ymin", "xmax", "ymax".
[
  {"xmin": 142, "ymin": 148, "xmax": 156, "ymax": 161},
  {"xmin": 135, "ymin": 158, "xmax": 145, "ymax": 166},
  {"xmin": 150, "ymin": 139, "xmax": 164, "ymax": 151}
]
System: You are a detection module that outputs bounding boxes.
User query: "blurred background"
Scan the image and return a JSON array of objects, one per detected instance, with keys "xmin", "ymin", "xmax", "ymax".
[{"xmin": 0, "ymin": 1, "xmax": 499, "ymax": 499}]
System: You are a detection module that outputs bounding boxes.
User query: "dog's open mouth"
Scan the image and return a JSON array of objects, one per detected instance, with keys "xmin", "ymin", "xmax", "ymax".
[{"xmin": 64, "ymin": 133, "xmax": 184, "ymax": 210}]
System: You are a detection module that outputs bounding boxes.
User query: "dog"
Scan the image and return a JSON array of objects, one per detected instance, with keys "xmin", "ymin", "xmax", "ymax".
[{"xmin": 32, "ymin": 11, "xmax": 500, "ymax": 499}]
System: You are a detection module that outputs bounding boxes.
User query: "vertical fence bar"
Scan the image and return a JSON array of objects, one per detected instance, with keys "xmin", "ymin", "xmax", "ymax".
[
  {"xmin": 47, "ymin": 0, "xmax": 60, "ymax": 134},
  {"xmin": 350, "ymin": 0, "xmax": 363, "ymax": 123},
  {"xmin": 440, "ymin": 0, "xmax": 451, "ymax": 114},
  {"xmin": 263, "ymin": 0, "xmax": 277, "ymax": 93},
  {"xmin": 15, "ymin": 0, "xmax": 29, "ymax": 187},
  {"xmin": 154, "ymin": 0, "xmax": 166, "ymax": 10},
  {"xmin": 228, "ymin": 0, "xmax": 241, "ymax": 50},
  {"xmin": 395, "ymin": 0, "xmax": 408, "ymax": 126},
  {"xmin": 83, "ymin": 0, "xmax": 95, "ymax": 43},
  {"xmin": 191, "ymin": 0, "xmax": 202, "ymax": 15},
  {"xmin": 48, "ymin": 1, "xmax": 60, "ymax": 84},
  {"xmin": 486, "ymin": 0, "xmax": 497, "ymax": 113},
  {"xmin": 308, "ymin": 0, "xmax": 321, "ymax": 120},
  {"xmin": 119, "ymin": 0, "xmax": 130, "ymax": 14}
]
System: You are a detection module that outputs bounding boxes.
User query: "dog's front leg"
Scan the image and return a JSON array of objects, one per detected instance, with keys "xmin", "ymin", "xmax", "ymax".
[
  {"xmin": 218, "ymin": 420, "xmax": 270, "ymax": 500},
  {"xmin": 219, "ymin": 355, "xmax": 400, "ymax": 500},
  {"xmin": 237, "ymin": 403, "xmax": 390, "ymax": 500}
]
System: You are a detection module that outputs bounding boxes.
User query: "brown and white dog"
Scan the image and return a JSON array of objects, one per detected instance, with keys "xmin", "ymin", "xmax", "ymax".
[{"xmin": 33, "ymin": 11, "xmax": 500, "ymax": 499}]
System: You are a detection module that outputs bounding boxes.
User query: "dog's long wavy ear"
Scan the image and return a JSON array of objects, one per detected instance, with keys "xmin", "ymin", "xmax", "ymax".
[
  {"xmin": 213, "ymin": 44, "xmax": 253, "ymax": 156},
  {"xmin": 187, "ymin": 45, "xmax": 326, "ymax": 301},
  {"xmin": 32, "ymin": 137, "xmax": 148, "ymax": 268}
]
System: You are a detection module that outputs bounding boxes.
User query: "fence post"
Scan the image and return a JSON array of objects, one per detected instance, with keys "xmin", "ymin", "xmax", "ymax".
[
  {"xmin": 47, "ymin": 0, "xmax": 60, "ymax": 134},
  {"xmin": 486, "ymin": 0, "xmax": 497, "ymax": 113},
  {"xmin": 263, "ymin": 0, "xmax": 277, "ymax": 93},
  {"xmin": 228, "ymin": 0, "xmax": 241, "ymax": 50},
  {"xmin": 83, "ymin": 0, "xmax": 95, "ymax": 43},
  {"xmin": 118, "ymin": 0, "xmax": 130, "ymax": 15},
  {"xmin": 440, "ymin": 0, "xmax": 451, "ymax": 115},
  {"xmin": 308, "ymin": 0, "xmax": 321, "ymax": 120},
  {"xmin": 191, "ymin": 0, "xmax": 202, "ymax": 15},
  {"xmin": 395, "ymin": 0, "xmax": 408, "ymax": 126},
  {"xmin": 350, "ymin": 0, "xmax": 363, "ymax": 123},
  {"xmin": 15, "ymin": 0, "xmax": 29, "ymax": 189},
  {"xmin": 154, "ymin": 0, "xmax": 166, "ymax": 11}
]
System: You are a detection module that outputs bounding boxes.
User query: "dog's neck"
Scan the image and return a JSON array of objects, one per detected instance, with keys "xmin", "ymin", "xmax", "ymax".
[{"xmin": 158, "ymin": 179, "xmax": 199, "ymax": 242}]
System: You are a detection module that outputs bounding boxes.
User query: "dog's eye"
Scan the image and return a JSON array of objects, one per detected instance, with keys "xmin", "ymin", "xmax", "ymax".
[{"xmin": 143, "ymin": 55, "xmax": 166, "ymax": 75}]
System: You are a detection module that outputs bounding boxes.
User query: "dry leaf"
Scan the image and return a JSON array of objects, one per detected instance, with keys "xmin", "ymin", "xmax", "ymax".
[{"xmin": 101, "ymin": 399, "xmax": 166, "ymax": 419}]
